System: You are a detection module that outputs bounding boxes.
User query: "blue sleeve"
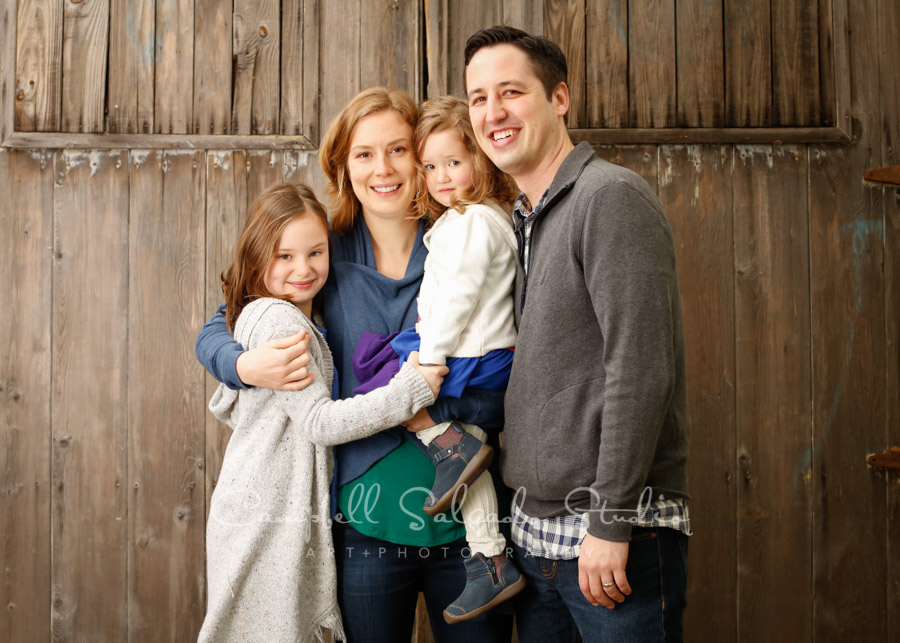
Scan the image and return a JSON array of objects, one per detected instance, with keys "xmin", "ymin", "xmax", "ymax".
[
  {"xmin": 429, "ymin": 387, "xmax": 506, "ymax": 434},
  {"xmin": 195, "ymin": 304, "xmax": 248, "ymax": 390}
]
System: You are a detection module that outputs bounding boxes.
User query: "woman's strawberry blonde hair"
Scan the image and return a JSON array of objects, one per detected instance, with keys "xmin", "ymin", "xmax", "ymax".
[
  {"xmin": 319, "ymin": 87, "xmax": 419, "ymax": 235},
  {"xmin": 221, "ymin": 182, "xmax": 330, "ymax": 330},
  {"xmin": 414, "ymin": 95, "xmax": 516, "ymax": 221}
]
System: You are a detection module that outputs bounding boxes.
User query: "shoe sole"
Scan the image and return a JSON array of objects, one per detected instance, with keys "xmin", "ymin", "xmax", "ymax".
[
  {"xmin": 423, "ymin": 443, "xmax": 494, "ymax": 516},
  {"xmin": 442, "ymin": 573, "xmax": 527, "ymax": 625}
]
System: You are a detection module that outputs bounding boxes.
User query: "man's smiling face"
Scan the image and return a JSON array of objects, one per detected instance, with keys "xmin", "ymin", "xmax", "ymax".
[{"xmin": 465, "ymin": 44, "xmax": 568, "ymax": 183}]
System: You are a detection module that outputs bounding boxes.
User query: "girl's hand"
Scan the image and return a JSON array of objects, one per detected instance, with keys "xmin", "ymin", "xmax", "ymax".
[
  {"xmin": 236, "ymin": 330, "xmax": 315, "ymax": 390},
  {"xmin": 407, "ymin": 351, "xmax": 448, "ymax": 399}
]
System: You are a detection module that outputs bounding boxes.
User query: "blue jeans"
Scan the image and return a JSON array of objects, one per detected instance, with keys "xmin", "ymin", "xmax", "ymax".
[
  {"xmin": 513, "ymin": 527, "xmax": 688, "ymax": 643},
  {"xmin": 334, "ymin": 522, "xmax": 514, "ymax": 642}
]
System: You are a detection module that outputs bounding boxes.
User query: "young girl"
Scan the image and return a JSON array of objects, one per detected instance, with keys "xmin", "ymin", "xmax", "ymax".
[
  {"xmin": 351, "ymin": 95, "xmax": 525, "ymax": 624},
  {"xmin": 198, "ymin": 183, "xmax": 447, "ymax": 643}
]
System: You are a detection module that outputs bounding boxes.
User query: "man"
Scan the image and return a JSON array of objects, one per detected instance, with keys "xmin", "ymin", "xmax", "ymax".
[{"xmin": 464, "ymin": 26, "xmax": 691, "ymax": 641}]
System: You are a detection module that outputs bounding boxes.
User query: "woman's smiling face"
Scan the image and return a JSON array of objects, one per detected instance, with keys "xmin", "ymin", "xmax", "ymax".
[{"xmin": 346, "ymin": 109, "xmax": 417, "ymax": 221}]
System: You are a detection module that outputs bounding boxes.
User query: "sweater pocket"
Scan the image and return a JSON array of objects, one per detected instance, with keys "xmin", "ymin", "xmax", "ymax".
[{"xmin": 534, "ymin": 377, "xmax": 606, "ymax": 501}]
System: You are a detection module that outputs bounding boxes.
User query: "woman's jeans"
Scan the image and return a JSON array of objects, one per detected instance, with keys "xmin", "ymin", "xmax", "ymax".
[
  {"xmin": 333, "ymin": 521, "xmax": 514, "ymax": 642},
  {"xmin": 513, "ymin": 526, "xmax": 688, "ymax": 643}
]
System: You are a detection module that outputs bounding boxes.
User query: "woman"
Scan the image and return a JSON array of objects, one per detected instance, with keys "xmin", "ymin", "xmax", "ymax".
[{"xmin": 195, "ymin": 87, "xmax": 512, "ymax": 642}]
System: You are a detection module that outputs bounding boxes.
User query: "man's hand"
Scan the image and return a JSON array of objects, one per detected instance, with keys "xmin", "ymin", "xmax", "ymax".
[
  {"xmin": 404, "ymin": 407, "xmax": 436, "ymax": 432},
  {"xmin": 235, "ymin": 330, "xmax": 315, "ymax": 390},
  {"xmin": 578, "ymin": 533, "xmax": 631, "ymax": 608}
]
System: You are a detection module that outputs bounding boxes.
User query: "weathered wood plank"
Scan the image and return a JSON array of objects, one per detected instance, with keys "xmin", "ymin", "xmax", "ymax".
[
  {"xmin": 811, "ymin": 1, "xmax": 886, "ymax": 637},
  {"xmin": 569, "ymin": 126, "xmax": 851, "ymax": 146},
  {"xmin": 831, "ymin": 0, "xmax": 851, "ymax": 135},
  {"xmin": 281, "ymin": 0, "xmax": 319, "ymax": 141},
  {"xmin": 587, "ymin": 0, "xmax": 627, "ymax": 128},
  {"xmin": 4, "ymin": 131, "xmax": 317, "ymax": 150},
  {"xmin": 284, "ymin": 150, "xmax": 329, "ymax": 200},
  {"xmin": 193, "ymin": 0, "xmax": 231, "ymax": 135},
  {"xmin": 424, "ymin": 0, "xmax": 449, "ymax": 98},
  {"xmin": 724, "ymin": 0, "xmax": 771, "ymax": 126},
  {"xmin": 247, "ymin": 149, "xmax": 285, "ymax": 202},
  {"xmin": 544, "ymin": 0, "xmax": 585, "ymax": 128},
  {"xmin": 817, "ymin": 0, "xmax": 836, "ymax": 126},
  {"xmin": 592, "ymin": 145, "xmax": 658, "ymax": 192},
  {"xmin": 734, "ymin": 145, "xmax": 812, "ymax": 641},
  {"xmin": 1, "ymin": 0, "xmax": 17, "ymax": 141},
  {"xmin": 628, "ymin": 0, "xmax": 676, "ymax": 127},
  {"xmin": 51, "ymin": 150, "xmax": 129, "ymax": 641},
  {"xmin": 320, "ymin": 0, "xmax": 359, "ymax": 131},
  {"xmin": 203, "ymin": 151, "xmax": 248, "ymax": 523},
  {"xmin": 61, "ymin": 0, "xmax": 109, "ymax": 133},
  {"xmin": 15, "ymin": 0, "xmax": 63, "ymax": 131},
  {"xmin": 128, "ymin": 150, "xmax": 206, "ymax": 641},
  {"xmin": 1, "ymin": 148, "xmax": 53, "ymax": 643},
  {"xmin": 253, "ymin": 0, "xmax": 281, "ymax": 135},
  {"xmin": 503, "ymin": 0, "xmax": 542, "ymax": 34},
  {"xmin": 878, "ymin": 0, "xmax": 900, "ymax": 632},
  {"xmin": 448, "ymin": 0, "xmax": 501, "ymax": 99},
  {"xmin": 361, "ymin": 0, "xmax": 420, "ymax": 99},
  {"xmin": 108, "ymin": 0, "xmax": 155, "ymax": 134},
  {"xmin": 658, "ymin": 145, "xmax": 736, "ymax": 643},
  {"xmin": 772, "ymin": 0, "xmax": 821, "ymax": 125},
  {"xmin": 676, "ymin": 0, "xmax": 724, "ymax": 127},
  {"xmin": 155, "ymin": 0, "xmax": 194, "ymax": 133}
]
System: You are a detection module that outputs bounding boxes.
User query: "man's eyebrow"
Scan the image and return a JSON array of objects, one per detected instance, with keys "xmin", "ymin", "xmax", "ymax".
[{"xmin": 467, "ymin": 79, "xmax": 524, "ymax": 98}]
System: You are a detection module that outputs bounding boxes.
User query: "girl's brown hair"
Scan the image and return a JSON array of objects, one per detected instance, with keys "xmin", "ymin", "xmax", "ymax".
[
  {"xmin": 319, "ymin": 87, "xmax": 419, "ymax": 235},
  {"xmin": 414, "ymin": 95, "xmax": 517, "ymax": 221},
  {"xmin": 221, "ymin": 182, "xmax": 330, "ymax": 330}
]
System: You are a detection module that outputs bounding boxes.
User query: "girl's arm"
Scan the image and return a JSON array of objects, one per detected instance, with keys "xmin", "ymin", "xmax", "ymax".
[
  {"xmin": 246, "ymin": 300, "xmax": 442, "ymax": 446},
  {"xmin": 196, "ymin": 304, "xmax": 313, "ymax": 390}
]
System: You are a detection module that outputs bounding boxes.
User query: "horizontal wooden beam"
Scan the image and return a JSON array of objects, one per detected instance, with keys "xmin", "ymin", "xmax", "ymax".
[
  {"xmin": 863, "ymin": 164, "xmax": 900, "ymax": 186},
  {"xmin": 571, "ymin": 125, "xmax": 852, "ymax": 145},
  {"xmin": 1, "ymin": 132, "xmax": 317, "ymax": 150}
]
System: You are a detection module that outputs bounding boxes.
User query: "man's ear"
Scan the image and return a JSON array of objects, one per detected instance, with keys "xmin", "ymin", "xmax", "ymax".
[{"xmin": 553, "ymin": 82, "xmax": 570, "ymax": 117}]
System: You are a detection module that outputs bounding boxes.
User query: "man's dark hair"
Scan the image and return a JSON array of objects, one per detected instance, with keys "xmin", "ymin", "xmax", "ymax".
[{"xmin": 464, "ymin": 25, "xmax": 568, "ymax": 99}]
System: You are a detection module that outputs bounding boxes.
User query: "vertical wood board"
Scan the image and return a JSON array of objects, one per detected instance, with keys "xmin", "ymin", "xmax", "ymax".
[
  {"xmin": 676, "ymin": 0, "xmax": 725, "ymax": 127},
  {"xmin": 320, "ymin": 0, "xmax": 360, "ymax": 131},
  {"xmin": 544, "ymin": 0, "xmax": 585, "ymax": 128},
  {"xmin": 60, "ymin": 0, "xmax": 109, "ymax": 133},
  {"xmin": 281, "ymin": 0, "xmax": 319, "ymax": 140},
  {"xmin": 193, "ymin": 0, "xmax": 232, "ymax": 135},
  {"xmin": 360, "ymin": 0, "xmax": 420, "ymax": 99},
  {"xmin": 108, "ymin": 0, "xmax": 156, "ymax": 134},
  {"xmin": 724, "ymin": 0, "xmax": 772, "ymax": 126},
  {"xmin": 447, "ymin": 0, "xmax": 501, "ymax": 99},
  {"xmin": 1, "ymin": 0, "xmax": 17, "ymax": 141},
  {"xmin": 424, "ymin": 0, "xmax": 449, "ymax": 98},
  {"xmin": 155, "ymin": 0, "xmax": 194, "ymax": 133},
  {"xmin": 628, "ymin": 0, "xmax": 676, "ymax": 127},
  {"xmin": 733, "ymin": 145, "xmax": 812, "ymax": 641},
  {"xmin": 14, "ymin": 0, "xmax": 63, "ymax": 131},
  {"xmin": 127, "ymin": 150, "xmax": 206, "ymax": 642},
  {"xmin": 252, "ymin": 0, "xmax": 281, "ymax": 135},
  {"xmin": 586, "ymin": 0, "xmax": 627, "ymax": 128},
  {"xmin": 503, "ymin": 0, "xmax": 543, "ymax": 34},
  {"xmin": 772, "ymin": 0, "xmax": 821, "ymax": 125},
  {"xmin": 51, "ymin": 149, "xmax": 129, "ymax": 642},
  {"xmin": 658, "ymin": 144, "xmax": 736, "ymax": 643},
  {"xmin": 0, "ymin": 149, "xmax": 54, "ymax": 643}
]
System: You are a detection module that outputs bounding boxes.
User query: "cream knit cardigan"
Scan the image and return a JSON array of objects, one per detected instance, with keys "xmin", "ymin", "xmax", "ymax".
[{"xmin": 199, "ymin": 298, "xmax": 434, "ymax": 642}]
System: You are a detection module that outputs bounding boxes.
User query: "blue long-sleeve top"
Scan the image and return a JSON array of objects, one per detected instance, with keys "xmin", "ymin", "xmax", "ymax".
[{"xmin": 195, "ymin": 216, "xmax": 505, "ymax": 487}]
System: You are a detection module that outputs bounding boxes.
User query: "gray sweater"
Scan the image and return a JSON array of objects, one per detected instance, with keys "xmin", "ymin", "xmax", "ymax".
[
  {"xmin": 199, "ymin": 298, "xmax": 433, "ymax": 642},
  {"xmin": 501, "ymin": 142, "xmax": 690, "ymax": 542}
]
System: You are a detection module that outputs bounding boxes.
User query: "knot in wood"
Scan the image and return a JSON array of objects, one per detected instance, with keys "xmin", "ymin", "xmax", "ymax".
[
  {"xmin": 259, "ymin": 26, "xmax": 268, "ymax": 38},
  {"xmin": 16, "ymin": 89, "xmax": 24, "ymax": 101}
]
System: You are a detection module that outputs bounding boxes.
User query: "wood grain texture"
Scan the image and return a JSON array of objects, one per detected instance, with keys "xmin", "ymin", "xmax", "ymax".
[
  {"xmin": 1, "ymin": 0, "xmax": 16, "ymax": 141},
  {"xmin": 253, "ymin": 0, "xmax": 281, "ymax": 135},
  {"xmin": 733, "ymin": 145, "xmax": 812, "ymax": 641},
  {"xmin": 155, "ymin": 0, "xmax": 194, "ymax": 133},
  {"xmin": 15, "ymin": 0, "xmax": 63, "ymax": 131},
  {"xmin": 51, "ymin": 150, "xmax": 129, "ymax": 642},
  {"xmin": 424, "ymin": 0, "xmax": 449, "ymax": 98},
  {"xmin": 361, "ymin": 0, "xmax": 420, "ymax": 98},
  {"xmin": 676, "ymin": 0, "xmax": 724, "ymax": 127},
  {"xmin": 281, "ymin": 0, "xmax": 319, "ymax": 140},
  {"xmin": 569, "ymin": 126, "xmax": 851, "ymax": 146},
  {"xmin": 772, "ymin": 0, "xmax": 821, "ymax": 125},
  {"xmin": 61, "ymin": 0, "xmax": 109, "ymax": 133},
  {"xmin": 503, "ymin": 0, "xmax": 543, "ymax": 34},
  {"xmin": 193, "ymin": 0, "xmax": 231, "ymax": 135},
  {"xmin": 658, "ymin": 145, "xmax": 736, "ymax": 643},
  {"xmin": 127, "ymin": 150, "xmax": 206, "ymax": 641},
  {"xmin": 320, "ymin": 0, "xmax": 359, "ymax": 132},
  {"xmin": 544, "ymin": 0, "xmax": 585, "ymax": 128},
  {"xmin": 810, "ymin": 0, "xmax": 887, "ymax": 638},
  {"xmin": 0, "ymin": 149, "xmax": 53, "ymax": 643},
  {"xmin": 108, "ymin": 0, "xmax": 155, "ymax": 134},
  {"xmin": 283, "ymin": 150, "xmax": 329, "ymax": 200},
  {"xmin": 592, "ymin": 145, "xmax": 658, "ymax": 191},
  {"xmin": 587, "ymin": 0, "xmax": 627, "ymax": 128},
  {"xmin": 724, "ymin": 0, "xmax": 771, "ymax": 126},
  {"xmin": 203, "ymin": 151, "xmax": 248, "ymax": 523},
  {"xmin": 448, "ymin": 0, "xmax": 501, "ymax": 99},
  {"xmin": 628, "ymin": 0, "xmax": 676, "ymax": 127},
  {"xmin": 817, "ymin": 0, "xmax": 836, "ymax": 126}
]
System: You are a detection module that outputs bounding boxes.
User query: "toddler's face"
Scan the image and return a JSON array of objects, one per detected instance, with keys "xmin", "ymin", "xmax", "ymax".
[
  {"xmin": 265, "ymin": 215, "xmax": 330, "ymax": 317},
  {"xmin": 420, "ymin": 129, "xmax": 475, "ymax": 209}
]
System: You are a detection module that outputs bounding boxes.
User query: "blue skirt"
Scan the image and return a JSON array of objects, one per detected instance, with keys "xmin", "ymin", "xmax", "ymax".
[{"xmin": 352, "ymin": 327, "xmax": 513, "ymax": 398}]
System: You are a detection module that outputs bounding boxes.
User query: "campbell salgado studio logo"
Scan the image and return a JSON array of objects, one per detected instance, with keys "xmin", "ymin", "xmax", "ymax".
[{"xmin": 564, "ymin": 486, "xmax": 663, "ymax": 524}]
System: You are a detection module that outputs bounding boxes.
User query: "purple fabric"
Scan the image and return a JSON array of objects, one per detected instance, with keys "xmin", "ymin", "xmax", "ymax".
[{"xmin": 352, "ymin": 331, "xmax": 402, "ymax": 394}]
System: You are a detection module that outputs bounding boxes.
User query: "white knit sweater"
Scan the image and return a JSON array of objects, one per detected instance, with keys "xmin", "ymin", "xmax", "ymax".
[{"xmin": 199, "ymin": 298, "xmax": 434, "ymax": 642}]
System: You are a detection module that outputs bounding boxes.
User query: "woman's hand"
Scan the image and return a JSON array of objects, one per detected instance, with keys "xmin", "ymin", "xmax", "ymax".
[
  {"xmin": 235, "ymin": 330, "xmax": 316, "ymax": 390},
  {"xmin": 406, "ymin": 351, "xmax": 448, "ymax": 400},
  {"xmin": 403, "ymin": 408, "xmax": 436, "ymax": 432}
]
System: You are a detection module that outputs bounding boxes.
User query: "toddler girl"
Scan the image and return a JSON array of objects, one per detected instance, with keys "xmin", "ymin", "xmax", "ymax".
[{"xmin": 198, "ymin": 183, "xmax": 446, "ymax": 642}]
